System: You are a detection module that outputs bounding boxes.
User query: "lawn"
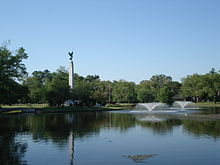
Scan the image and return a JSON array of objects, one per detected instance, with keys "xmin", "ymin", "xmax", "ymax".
[{"xmin": 195, "ymin": 102, "xmax": 220, "ymax": 107}]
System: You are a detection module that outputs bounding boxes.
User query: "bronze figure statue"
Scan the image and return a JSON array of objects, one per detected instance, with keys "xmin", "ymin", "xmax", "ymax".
[{"xmin": 68, "ymin": 52, "xmax": 73, "ymax": 60}]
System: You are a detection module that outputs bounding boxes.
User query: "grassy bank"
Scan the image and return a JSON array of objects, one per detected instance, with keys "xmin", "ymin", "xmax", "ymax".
[
  {"xmin": 195, "ymin": 102, "xmax": 220, "ymax": 108},
  {"xmin": 1, "ymin": 104, "xmax": 48, "ymax": 109},
  {"xmin": 0, "ymin": 103, "xmax": 132, "ymax": 114}
]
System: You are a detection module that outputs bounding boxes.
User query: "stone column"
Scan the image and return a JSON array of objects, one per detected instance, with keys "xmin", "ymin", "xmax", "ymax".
[{"xmin": 69, "ymin": 60, "xmax": 74, "ymax": 89}]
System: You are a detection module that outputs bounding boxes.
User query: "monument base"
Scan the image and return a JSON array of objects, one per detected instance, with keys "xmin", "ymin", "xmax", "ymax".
[{"xmin": 64, "ymin": 99, "xmax": 80, "ymax": 107}]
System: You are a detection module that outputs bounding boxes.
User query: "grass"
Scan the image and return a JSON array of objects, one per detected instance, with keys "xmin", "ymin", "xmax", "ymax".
[
  {"xmin": 0, "ymin": 103, "xmax": 126, "ymax": 113},
  {"xmin": 1, "ymin": 104, "xmax": 49, "ymax": 108},
  {"xmin": 195, "ymin": 102, "xmax": 220, "ymax": 107},
  {"xmin": 106, "ymin": 103, "xmax": 134, "ymax": 109},
  {"xmin": 0, "ymin": 103, "xmax": 134, "ymax": 114},
  {"xmin": 2, "ymin": 110, "xmax": 22, "ymax": 114},
  {"xmin": 1, "ymin": 102, "xmax": 220, "ymax": 114},
  {"xmin": 1, "ymin": 102, "xmax": 220, "ymax": 110},
  {"xmin": 41, "ymin": 104, "xmax": 131, "ymax": 111}
]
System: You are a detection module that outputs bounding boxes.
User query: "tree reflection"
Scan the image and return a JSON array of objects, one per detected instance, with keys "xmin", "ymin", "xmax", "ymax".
[
  {"xmin": 135, "ymin": 115, "xmax": 182, "ymax": 135},
  {"xmin": 0, "ymin": 116, "xmax": 28, "ymax": 165},
  {"xmin": 110, "ymin": 113, "xmax": 136, "ymax": 131},
  {"xmin": 183, "ymin": 119, "xmax": 220, "ymax": 139},
  {"xmin": 1, "ymin": 112, "xmax": 220, "ymax": 164}
]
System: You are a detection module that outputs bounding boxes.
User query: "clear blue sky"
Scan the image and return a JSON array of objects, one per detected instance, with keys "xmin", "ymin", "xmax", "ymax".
[{"xmin": 1, "ymin": 0, "xmax": 220, "ymax": 83}]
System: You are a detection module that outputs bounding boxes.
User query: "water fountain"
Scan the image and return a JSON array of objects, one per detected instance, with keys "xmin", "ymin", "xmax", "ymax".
[
  {"xmin": 174, "ymin": 101, "xmax": 193, "ymax": 109},
  {"xmin": 135, "ymin": 103, "xmax": 165, "ymax": 111},
  {"xmin": 111, "ymin": 101, "xmax": 197, "ymax": 115}
]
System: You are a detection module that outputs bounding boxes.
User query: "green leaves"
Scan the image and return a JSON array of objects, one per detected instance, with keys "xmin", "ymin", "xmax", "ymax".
[
  {"xmin": 136, "ymin": 75, "xmax": 180, "ymax": 105},
  {"xmin": 0, "ymin": 46, "xmax": 28, "ymax": 80},
  {"xmin": 180, "ymin": 70, "xmax": 220, "ymax": 103},
  {"xmin": 112, "ymin": 80, "xmax": 137, "ymax": 103},
  {"xmin": 0, "ymin": 45, "xmax": 28, "ymax": 104},
  {"xmin": 156, "ymin": 86, "xmax": 174, "ymax": 105}
]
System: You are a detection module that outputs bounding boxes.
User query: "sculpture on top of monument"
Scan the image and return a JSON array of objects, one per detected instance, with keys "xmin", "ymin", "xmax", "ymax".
[{"xmin": 68, "ymin": 51, "xmax": 73, "ymax": 61}]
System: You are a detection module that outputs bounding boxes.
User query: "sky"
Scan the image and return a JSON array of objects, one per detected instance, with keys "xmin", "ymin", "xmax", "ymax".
[{"xmin": 1, "ymin": 0, "xmax": 220, "ymax": 83}]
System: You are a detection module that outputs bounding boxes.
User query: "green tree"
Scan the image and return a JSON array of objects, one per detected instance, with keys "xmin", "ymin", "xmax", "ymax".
[
  {"xmin": 180, "ymin": 70, "xmax": 220, "ymax": 103},
  {"xmin": 180, "ymin": 74, "xmax": 204, "ymax": 102},
  {"xmin": 91, "ymin": 80, "xmax": 112, "ymax": 105},
  {"xmin": 156, "ymin": 86, "xmax": 174, "ymax": 105},
  {"xmin": 202, "ymin": 70, "xmax": 220, "ymax": 103},
  {"xmin": 112, "ymin": 80, "xmax": 137, "ymax": 103},
  {"xmin": 136, "ymin": 80, "xmax": 154, "ymax": 102},
  {"xmin": 45, "ymin": 67, "xmax": 70, "ymax": 106},
  {"xmin": 24, "ymin": 70, "xmax": 51, "ymax": 103},
  {"xmin": 0, "ymin": 45, "xmax": 28, "ymax": 104},
  {"xmin": 71, "ymin": 74, "xmax": 100, "ymax": 105},
  {"xmin": 150, "ymin": 74, "xmax": 172, "ymax": 89},
  {"xmin": 72, "ymin": 78, "xmax": 93, "ymax": 105}
]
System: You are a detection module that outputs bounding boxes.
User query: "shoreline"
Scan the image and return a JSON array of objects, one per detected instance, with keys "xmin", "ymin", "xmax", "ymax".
[{"xmin": 0, "ymin": 106, "xmax": 123, "ymax": 114}]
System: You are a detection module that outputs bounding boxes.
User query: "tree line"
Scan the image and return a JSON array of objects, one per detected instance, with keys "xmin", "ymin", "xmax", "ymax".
[{"xmin": 1, "ymin": 46, "xmax": 220, "ymax": 106}]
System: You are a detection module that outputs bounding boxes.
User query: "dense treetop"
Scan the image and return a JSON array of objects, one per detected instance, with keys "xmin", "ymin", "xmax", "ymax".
[
  {"xmin": 0, "ymin": 46, "xmax": 220, "ymax": 106},
  {"xmin": 0, "ymin": 45, "xmax": 28, "ymax": 104}
]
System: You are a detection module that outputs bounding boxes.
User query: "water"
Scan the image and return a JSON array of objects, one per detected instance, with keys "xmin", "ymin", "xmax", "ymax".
[
  {"xmin": 135, "ymin": 101, "xmax": 194, "ymax": 111},
  {"xmin": 135, "ymin": 103, "xmax": 166, "ymax": 111},
  {"xmin": 174, "ymin": 101, "xmax": 193, "ymax": 109},
  {"xmin": 0, "ymin": 109, "xmax": 220, "ymax": 165}
]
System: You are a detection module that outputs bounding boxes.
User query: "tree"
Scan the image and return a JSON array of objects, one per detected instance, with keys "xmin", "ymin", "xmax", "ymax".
[
  {"xmin": 0, "ymin": 45, "xmax": 28, "ymax": 104},
  {"xmin": 180, "ymin": 70, "xmax": 220, "ymax": 103},
  {"xmin": 91, "ymin": 80, "xmax": 112, "ymax": 105},
  {"xmin": 0, "ymin": 46, "xmax": 28, "ymax": 80},
  {"xmin": 70, "ymin": 74, "xmax": 100, "ymax": 105},
  {"xmin": 202, "ymin": 71, "xmax": 220, "ymax": 103},
  {"xmin": 24, "ymin": 70, "xmax": 51, "ymax": 103},
  {"xmin": 112, "ymin": 80, "xmax": 137, "ymax": 103},
  {"xmin": 85, "ymin": 75, "xmax": 100, "ymax": 83},
  {"xmin": 71, "ymin": 78, "xmax": 93, "ymax": 105},
  {"xmin": 136, "ymin": 75, "xmax": 179, "ymax": 104},
  {"xmin": 45, "ymin": 67, "xmax": 70, "ymax": 106},
  {"xmin": 136, "ymin": 81, "xmax": 154, "ymax": 102},
  {"xmin": 180, "ymin": 74, "xmax": 204, "ymax": 102},
  {"xmin": 150, "ymin": 74, "xmax": 172, "ymax": 89},
  {"xmin": 156, "ymin": 86, "xmax": 174, "ymax": 105}
]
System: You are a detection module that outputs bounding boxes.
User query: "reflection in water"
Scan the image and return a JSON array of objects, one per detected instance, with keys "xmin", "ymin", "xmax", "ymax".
[
  {"xmin": 0, "ymin": 110, "xmax": 220, "ymax": 164},
  {"xmin": 183, "ymin": 120, "xmax": 220, "ymax": 139},
  {"xmin": 135, "ymin": 114, "xmax": 167, "ymax": 122},
  {"xmin": 68, "ymin": 131, "xmax": 74, "ymax": 165},
  {"xmin": 0, "ymin": 116, "xmax": 28, "ymax": 165}
]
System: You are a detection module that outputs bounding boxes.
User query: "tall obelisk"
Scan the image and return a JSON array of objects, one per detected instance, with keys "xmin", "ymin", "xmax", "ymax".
[{"xmin": 68, "ymin": 52, "xmax": 74, "ymax": 89}]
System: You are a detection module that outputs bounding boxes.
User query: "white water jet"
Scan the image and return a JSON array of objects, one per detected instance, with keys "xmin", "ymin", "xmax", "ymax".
[
  {"xmin": 135, "ymin": 103, "xmax": 164, "ymax": 111},
  {"xmin": 174, "ymin": 101, "xmax": 193, "ymax": 109}
]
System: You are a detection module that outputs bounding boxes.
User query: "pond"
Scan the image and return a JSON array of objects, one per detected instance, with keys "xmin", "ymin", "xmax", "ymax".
[{"xmin": 0, "ymin": 108, "xmax": 220, "ymax": 165}]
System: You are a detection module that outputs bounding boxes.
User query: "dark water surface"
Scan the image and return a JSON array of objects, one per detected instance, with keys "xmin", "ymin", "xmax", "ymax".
[{"xmin": 1, "ymin": 108, "xmax": 220, "ymax": 165}]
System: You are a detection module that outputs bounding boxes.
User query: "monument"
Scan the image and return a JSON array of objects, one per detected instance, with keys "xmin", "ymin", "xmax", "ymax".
[
  {"xmin": 68, "ymin": 52, "xmax": 74, "ymax": 89},
  {"xmin": 64, "ymin": 52, "xmax": 75, "ymax": 107}
]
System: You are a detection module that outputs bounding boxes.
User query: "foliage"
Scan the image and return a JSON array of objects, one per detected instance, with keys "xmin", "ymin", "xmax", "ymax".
[
  {"xmin": 150, "ymin": 74, "xmax": 172, "ymax": 89},
  {"xmin": 136, "ymin": 75, "xmax": 180, "ymax": 105},
  {"xmin": 136, "ymin": 81, "xmax": 155, "ymax": 102},
  {"xmin": 112, "ymin": 80, "xmax": 137, "ymax": 103},
  {"xmin": 156, "ymin": 86, "xmax": 174, "ymax": 105},
  {"xmin": 180, "ymin": 69, "xmax": 220, "ymax": 103},
  {"xmin": 1, "ymin": 45, "xmax": 219, "ymax": 106},
  {"xmin": 0, "ymin": 46, "xmax": 28, "ymax": 80},
  {"xmin": 90, "ymin": 80, "xmax": 112, "ymax": 105},
  {"xmin": 24, "ymin": 69, "xmax": 51, "ymax": 103},
  {"xmin": 45, "ymin": 67, "xmax": 70, "ymax": 106},
  {"xmin": 0, "ymin": 45, "xmax": 28, "ymax": 104}
]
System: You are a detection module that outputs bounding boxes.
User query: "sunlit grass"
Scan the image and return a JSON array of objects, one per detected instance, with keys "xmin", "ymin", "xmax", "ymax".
[
  {"xmin": 2, "ymin": 104, "xmax": 49, "ymax": 108},
  {"xmin": 195, "ymin": 102, "xmax": 220, "ymax": 107},
  {"xmin": 2, "ymin": 110, "xmax": 22, "ymax": 114}
]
